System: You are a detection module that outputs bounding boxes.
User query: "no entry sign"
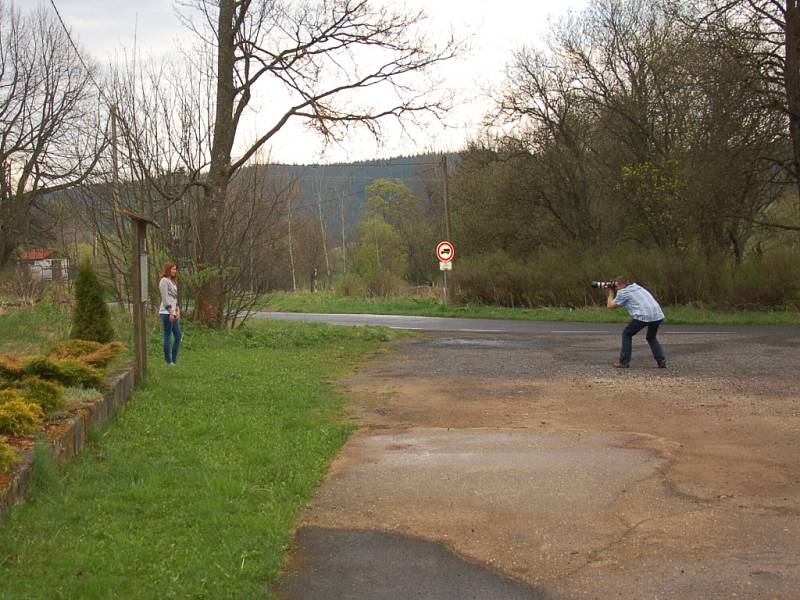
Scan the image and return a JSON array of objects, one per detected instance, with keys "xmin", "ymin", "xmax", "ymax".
[{"xmin": 436, "ymin": 241, "xmax": 454, "ymax": 262}]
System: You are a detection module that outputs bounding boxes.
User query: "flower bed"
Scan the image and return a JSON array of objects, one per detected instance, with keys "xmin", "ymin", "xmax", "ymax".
[
  {"xmin": 0, "ymin": 365, "xmax": 134, "ymax": 524},
  {"xmin": 0, "ymin": 340, "xmax": 134, "ymax": 524}
]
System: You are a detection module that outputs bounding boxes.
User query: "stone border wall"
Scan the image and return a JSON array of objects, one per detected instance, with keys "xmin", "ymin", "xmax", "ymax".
[{"xmin": 0, "ymin": 364, "xmax": 135, "ymax": 525}]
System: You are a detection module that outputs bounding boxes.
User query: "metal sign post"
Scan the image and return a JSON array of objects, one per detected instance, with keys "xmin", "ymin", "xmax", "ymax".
[{"xmin": 436, "ymin": 242, "xmax": 455, "ymax": 306}]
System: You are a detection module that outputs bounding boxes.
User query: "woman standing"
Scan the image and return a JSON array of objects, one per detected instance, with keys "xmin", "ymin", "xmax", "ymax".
[{"xmin": 158, "ymin": 261, "xmax": 181, "ymax": 365}]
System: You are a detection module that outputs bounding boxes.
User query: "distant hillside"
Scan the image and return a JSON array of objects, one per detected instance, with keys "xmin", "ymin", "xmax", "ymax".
[
  {"xmin": 240, "ymin": 153, "xmax": 458, "ymax": 231},
  {"xmin": 39, "ymin": 153, "xmax": 459, "ymax": 249}
]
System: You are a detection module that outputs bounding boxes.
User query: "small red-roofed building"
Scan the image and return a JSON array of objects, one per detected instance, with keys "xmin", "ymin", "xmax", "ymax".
[{"xmin": 17, "ymin": 248, "xmax": 72, "ymax": 281}]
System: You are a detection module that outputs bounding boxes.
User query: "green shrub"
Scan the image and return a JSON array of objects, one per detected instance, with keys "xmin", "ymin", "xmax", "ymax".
[
  {"xmin": 334, "ymin": 273, "xmax": 368, "ymax": 297},
  {"xmin": 48, "ymin": 339, "xmax": 125, "ymax": 368},
  {"xmin": 24, "ymin": 356, "xmax": 104, "ymax": 389},
  {"xmin": 48, "ymin": 339, "xmax": 102, "ymax": 358},
  {"xmin": 0, "ymin": 436, "xmax": 18, "ymax": 472},
  {"xmin": 13, "ymin": 376, "xmax": 66, "ymax": 413},
  {"xmin": 0, "ymin": 354, "xmax": 26, "ymax": 380},
  {"xmin": 0, "ymin": 393, "xmax": 43, "ymax": 435},
  {"xmin": 70, "ymin": 260, "xmax": 114, "ymax": 343},
  {"xmin": 0, "ymin": 389, "xmax": 23, "ymax": 405},
  {"xmin": 454, "ymin": 243, "xmax": 800, "ymax": 310},
  {"xmin": 361, "ymin": 270, "xmax": 405, "ymax": 297}
]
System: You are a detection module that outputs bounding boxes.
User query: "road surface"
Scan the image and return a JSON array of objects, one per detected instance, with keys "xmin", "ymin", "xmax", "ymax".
[{"xmin": 267, "ymin": 312, "xmax": 800, "ymax": 599}]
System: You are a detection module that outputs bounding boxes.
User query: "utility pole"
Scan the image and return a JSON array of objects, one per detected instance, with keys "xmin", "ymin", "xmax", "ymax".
[
  {"xmin": 442, "ymin": 155, "xmax": 451, "ymax": 241},
  {"xmin": 111, "ymin": 107, "xmax": 119, "ymax": 207},
  {"xmin": 441, "ymin": 154, "xmax": 452, "ymax": 305},
  {"xmin": 339, "ymin": 190, "xmax": 347, "ymax": 274},
  {"xmin": 110, "ymin": 105, "xmax": 129, "ymax": 304}
]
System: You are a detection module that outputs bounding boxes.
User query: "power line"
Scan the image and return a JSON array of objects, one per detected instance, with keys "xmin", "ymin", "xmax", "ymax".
[{"xmin": 48, "ymin": 0, "xmax": 112, "ymax": 108}]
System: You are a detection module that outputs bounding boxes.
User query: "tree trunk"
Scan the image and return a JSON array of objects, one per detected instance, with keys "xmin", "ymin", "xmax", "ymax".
[
  {"xmin": 786, "ymin": 0, "xmax": 800, "ymax": 202},
  {"xmin": 193, "ymin": 0, "xmax": 236, "ymax": 327},
  {"xmin": 0, "ymin": 195, "xmax": 31, "ymax": 270}
]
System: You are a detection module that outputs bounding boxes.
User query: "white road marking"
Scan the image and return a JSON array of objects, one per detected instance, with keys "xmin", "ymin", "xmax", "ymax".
[
  {"xmin": 550, "ymin": 331, "xmax": 607, "ymax": 334},
  {"xmin": 661, "ymin": 332, "xmax": 731, "ymax": 335},
  {"xmin": 552, "ymin": 330, "xmax": 732, "ymax": 335}
]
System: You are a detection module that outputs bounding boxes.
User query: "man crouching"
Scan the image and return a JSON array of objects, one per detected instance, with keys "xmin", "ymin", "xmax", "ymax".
[{"xmin": 606, "ymin": 276, "xmax": 667, "ymax": 369}]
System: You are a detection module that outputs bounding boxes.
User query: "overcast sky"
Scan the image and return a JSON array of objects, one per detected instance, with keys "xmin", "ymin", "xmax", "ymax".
[{"xmin": 53, "ymin": 0, "xmax": 588, "ymax": 164}]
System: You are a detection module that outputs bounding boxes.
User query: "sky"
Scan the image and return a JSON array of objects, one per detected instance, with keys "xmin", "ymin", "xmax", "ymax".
[{"xmin": 52, "ymin": 0, "xmax": 588, "ymax": 164}]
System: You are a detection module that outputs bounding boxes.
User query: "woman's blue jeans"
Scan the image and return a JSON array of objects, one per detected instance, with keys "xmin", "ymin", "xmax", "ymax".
[
  {"xmin": 619, "ymin": 318, "xmax": 665, "ymax": 366},
  {"xmin": 161, "ymin": 314, "xmax": 182, "ymax": 364}
]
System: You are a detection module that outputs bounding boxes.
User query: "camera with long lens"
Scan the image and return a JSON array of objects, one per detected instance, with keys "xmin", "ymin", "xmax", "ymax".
[{"xmin": 591, "ymin": 280, "xmax": 616, "ymax": 290}]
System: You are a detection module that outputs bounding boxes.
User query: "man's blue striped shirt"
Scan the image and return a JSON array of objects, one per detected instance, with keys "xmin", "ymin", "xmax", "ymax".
[{"xmin": 613, "ymin": 283, "xmax": 664, "ymax": 322}]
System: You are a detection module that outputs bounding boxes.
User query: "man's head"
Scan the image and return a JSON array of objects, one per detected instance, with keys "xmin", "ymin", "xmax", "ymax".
[{"xmin": 613, "ymin": 276, "xmax": 629, "ymax": 289}]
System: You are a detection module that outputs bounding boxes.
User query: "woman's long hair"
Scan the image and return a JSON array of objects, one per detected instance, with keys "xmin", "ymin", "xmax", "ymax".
[{"xmin": 160, "ymin": 261, "xmax": 177, "ymax": 281}]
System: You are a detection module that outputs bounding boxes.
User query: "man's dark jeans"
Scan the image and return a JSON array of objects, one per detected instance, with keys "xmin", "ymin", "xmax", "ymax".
[{"xmin": 619, "ymin": 318, "xmax": 665, "ymax": 366}]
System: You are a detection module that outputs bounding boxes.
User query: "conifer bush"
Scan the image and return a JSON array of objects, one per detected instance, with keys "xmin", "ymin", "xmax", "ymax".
[
  {"xmin": 70, "ymin": 260, "xmax": 114, "ymax": 343},
  {"xmin": 0, "ymin": 392, "xmax": 43, "ymax": 435},
  {"xmin": 48, "ymin": 340, "xmax": 125, "ymax": 368},
  {"xmin": 13, "ymin": 377, "xmax": 66, "ymax": 413},
  {"xmin": 0, "ymin": 354, "xmax": 26, "ymax": 379},
  {"xmin": 24, "ymin": 356, "xmax": 103, "ymax": 389},
  {"xmin": 0, "ymin": 389, "xmax": 25, "ymax": 405},
  {"xmin": 48, "ymin": 339, "xmax": 102, "ymax": 358},
  {"xmin": 0, "ymin": 436, "xmax": 18, "ymax": 473}
]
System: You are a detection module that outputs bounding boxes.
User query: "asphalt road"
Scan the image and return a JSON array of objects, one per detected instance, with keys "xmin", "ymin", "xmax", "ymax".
[
  {"xmin": 266, "ymin": 311, "xmax": 800, "ymax": 599},
  {"xmin": 253, "ymin": 310, "xmax": 783, "ymax": 335}
]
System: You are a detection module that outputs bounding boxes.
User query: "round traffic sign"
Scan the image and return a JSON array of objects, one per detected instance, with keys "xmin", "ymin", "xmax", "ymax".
[{"xmin": 436, "ymin": 241, "xmax": 454, "ymax": 262}]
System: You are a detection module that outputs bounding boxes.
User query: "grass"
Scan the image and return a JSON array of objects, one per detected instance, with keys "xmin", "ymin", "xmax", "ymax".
[
  {"xmin": 0, "ymin": 308, "xmax": 395, "ymax": 599},
  {"xmin": 261, "ymin": 290, "xmax": 800, "ymax": 326},
  {"xmin": 0, "ymin": 301, "xmax": 71, "ymax": 355},
  {"xmin": 0, "ymin": 302, "xmax": 134, "ymax": 358}
]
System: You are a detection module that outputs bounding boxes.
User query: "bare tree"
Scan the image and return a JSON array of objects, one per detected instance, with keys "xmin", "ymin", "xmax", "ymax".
[
  {"xmin": 173, "ymin": 0, "xmax": 459, "ymax": 326},
  {"xmin": 680, "ymin": 0, "xmax": 800, "ymax": 201},
  {"xmin": 0, "ymin": 2, "xmax": 105, "ymax": 268}
]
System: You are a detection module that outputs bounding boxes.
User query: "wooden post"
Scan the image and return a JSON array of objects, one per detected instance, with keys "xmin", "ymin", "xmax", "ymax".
[{"xmin": 123, "ymin": 210, "xmax": 159, "ymax": 385}]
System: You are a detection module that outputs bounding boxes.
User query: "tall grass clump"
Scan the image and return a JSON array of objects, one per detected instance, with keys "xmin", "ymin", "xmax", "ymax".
[
  {"xmin": 29, "ymin": 438, "xmax": 61, "ymax": 493},
  {"xmin": 0, "ymin": 436, "xmax": 19, "ymax": 472}
]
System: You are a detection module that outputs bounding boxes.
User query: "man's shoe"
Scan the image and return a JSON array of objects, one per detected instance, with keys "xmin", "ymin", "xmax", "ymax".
[
  {"xmin": 657, "ymin": 360, "xmax": 667, "ymax": 369},
  {"xmin": 613, "ymin": 362, "xmax": 629, "ymax": 368}
]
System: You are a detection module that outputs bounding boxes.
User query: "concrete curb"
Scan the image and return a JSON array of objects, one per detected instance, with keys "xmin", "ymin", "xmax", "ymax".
[{"xmin": 0, "ymin": 364, "xmax": 136, "ymax": 525}]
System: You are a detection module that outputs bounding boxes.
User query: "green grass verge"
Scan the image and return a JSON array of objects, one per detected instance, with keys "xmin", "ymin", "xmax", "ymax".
[
  {"xmin": 0, "ymin": 302, "xmax": 134, "ymax": 357},
  {"xmin": 0, "ymin": 318, "xmax": 394, "ymax": 599},
  {"xmin": 0, "ymin": 301, "xmax": 72, "ymax": 355},
  {"xmin": 261, "ymin": 291, "xmax": 800, "ymax": 326}
]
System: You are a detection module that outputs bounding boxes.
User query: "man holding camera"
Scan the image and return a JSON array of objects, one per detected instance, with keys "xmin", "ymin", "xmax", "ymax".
[{"xmin": 606, "ymin": 276, "xmax": 667, "ymax": 369}]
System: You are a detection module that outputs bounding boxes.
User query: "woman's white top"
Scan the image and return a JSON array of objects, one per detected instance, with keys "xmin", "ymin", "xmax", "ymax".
[{"xmin": 158, "ymin": 277, "xmax": 178, "ymax": 314}]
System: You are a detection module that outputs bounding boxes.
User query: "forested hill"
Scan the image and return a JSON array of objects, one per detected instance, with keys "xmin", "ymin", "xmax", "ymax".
[{"xmin": 240, "ymin": 153, "xmax": 455, "ymax": 228}]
